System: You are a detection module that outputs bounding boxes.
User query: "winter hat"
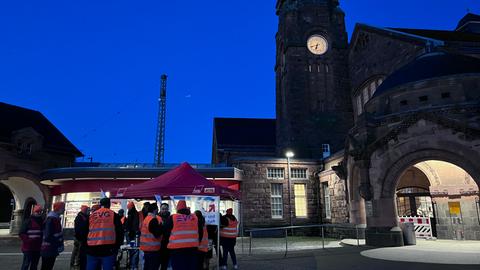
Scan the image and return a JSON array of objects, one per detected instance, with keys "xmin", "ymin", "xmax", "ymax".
[
  {"xmin": 176, "ymin": 200, "xmax": 187, "ymax": 211},
  {"xmin": 33, "ymin": 205, "xmax": 43, "ymax": 214},
  {"xmin": 127, "ymin": 201, "xmax": 135, "ymax": 210},
  {"xmin": 226, "ymin": 208, "xmax": 233, "ymax": 215},
  {"xmin": 80, "ymin": 205, "xmax": 89, "ymax": 213},
  {"xmin": 53, "ymin": 202, "xmax": 65, "ymax": 212}
]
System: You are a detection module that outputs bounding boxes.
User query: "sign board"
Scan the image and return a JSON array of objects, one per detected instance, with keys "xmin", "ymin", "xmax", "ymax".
[
  {"xmin": 448, "ymin": 202, "xmax": 461, "ymax": 216},
  {"xmin": 171, "ymin": 195, "xmax": 220, "ymax": 225}
]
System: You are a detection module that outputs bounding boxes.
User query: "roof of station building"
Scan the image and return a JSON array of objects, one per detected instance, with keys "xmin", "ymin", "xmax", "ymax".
[
  {"xmin": 373, "ymin": 52, "xmax": 480, "ymax": 98},
  {"xmin": 391, "ymin": 28, "xmax": 480, "ymax": 42},
  {"xmin": 0, "ymin": 102, "xmax": 82, "ymax": 156}
]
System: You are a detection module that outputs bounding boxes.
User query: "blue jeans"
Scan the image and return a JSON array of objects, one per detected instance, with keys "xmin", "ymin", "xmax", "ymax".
[
  {"xmin": 170, "ymin": 249, "xmax": 197, "ymax": 270},
  {"xmin": 21, "ymin": 251, "xmax": 41, "ymax": 270},
  {"xmin": 129, "ymin": 249, "xmax": 139, "ymax": 269},
  {"xmin": 220, "ymin": 238, "xmax": 237, "ymax": 266},
  {"xmin": 143, "ymin": 252, "xmax": 161, "ymax": 270},
  {"xmin": 86, "ymin": 254, "xmax": 115, "ymax": 270}
]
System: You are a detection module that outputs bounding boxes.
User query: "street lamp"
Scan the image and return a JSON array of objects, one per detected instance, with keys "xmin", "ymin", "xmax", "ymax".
[{"xmin": 285, "ymin": 151, "xmax": 294, "ymax": 228}]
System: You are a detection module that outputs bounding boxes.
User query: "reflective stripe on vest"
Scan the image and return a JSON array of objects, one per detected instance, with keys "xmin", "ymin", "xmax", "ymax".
[
  {"xmin": 198, "ymin": 226, "xmax": 209, "ymax": 252},
  {"xmin": 220, "ymin": 218, "xmax": 238, "ymax": 238},
  {"xmin": 87, "ymin": 208, "xmax": 116, "ymax": 246},
  {"xmin": 26, "ymin": 221, "xmax": 43, "ymax": 239},
  {"xmin": 167, "ymin": 214, "xmax": 199, "ymax": 249},
  {"xmin": 140, "ymin": 215, "xmax": 162, "ymax": 252}
]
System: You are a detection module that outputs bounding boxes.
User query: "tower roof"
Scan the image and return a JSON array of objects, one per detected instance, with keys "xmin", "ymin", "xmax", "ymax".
[{"xmin": 373, "ymin": 52, "xmax": 480, "ymax": 98}]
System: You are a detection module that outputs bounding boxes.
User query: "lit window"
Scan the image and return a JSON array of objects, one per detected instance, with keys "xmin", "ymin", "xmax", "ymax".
[
  {"xmin": 294, "ymin": 184, "xmax": 307, "ymax": 218},
  {"xmin": 291, "ymin": 168, "xmax": 307, "ymax": 179},
  {"xmin": 267, "ymin": 168, "xmax": 285, "ymax": 179},
  {"xmin": 323, "ymin": 183, "xmax": 331, "ymax": 219},
  {"xmin": 271, "ymin": 184, "xmax": 283, "ymax": 219}
]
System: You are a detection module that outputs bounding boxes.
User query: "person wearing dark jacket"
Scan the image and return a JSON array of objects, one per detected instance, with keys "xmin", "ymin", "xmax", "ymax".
[
  {"xmin": 86, "ymin": 198, "xmax": 124, "ymax": 270},
  {"xmin": 219, "ymin": 209, "xmax": 238, "ymax": 270},
  {"xmin": 125, "ymin": 201, "xmax": 140, "ymax": 270},
  {"xmin": 140, "ymin": 203, "xmax": 163, "ymax": 270},
  {"xmin": 41, "ymin": 202, "xmax": 65, "ymax": 270},
  {"xmin": 164, "ymin": 200, "xmax": 203, "ymax": 270},
  {"xmin": 71, "ymin": 205, "xmax": 90, "ymax": 270},
  {"xmin": 20, "ymin": 205, "xmax": 44, "ymax": 270},
  {"xmin": 158, "ymin": 203, "xmax": 170, "ymax": 270}
]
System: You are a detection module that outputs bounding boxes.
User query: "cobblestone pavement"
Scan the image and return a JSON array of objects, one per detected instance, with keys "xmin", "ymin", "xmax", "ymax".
[{"xmin": 1, "ymin": 239, "xmax": 479, "ymax": 269}]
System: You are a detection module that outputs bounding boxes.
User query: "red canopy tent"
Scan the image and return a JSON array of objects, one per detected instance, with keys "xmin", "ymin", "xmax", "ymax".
[{"xmin": 112, "ymin": 162, "xmax": 240, "ymax": 200}]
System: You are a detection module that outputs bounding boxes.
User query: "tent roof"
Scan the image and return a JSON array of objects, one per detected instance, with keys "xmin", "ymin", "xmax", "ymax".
[{"xmin": 113, "ymin": 162, "xmax": 240, "ymax": 200}]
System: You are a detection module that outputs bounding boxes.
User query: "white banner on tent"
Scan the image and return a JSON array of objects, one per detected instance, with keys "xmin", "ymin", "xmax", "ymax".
[{"xmin": 171, "ymin": 195, "xmax": 220, "ymax": 225}]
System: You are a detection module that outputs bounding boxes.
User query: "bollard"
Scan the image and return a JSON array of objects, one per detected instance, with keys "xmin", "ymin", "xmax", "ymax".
[
  {"xmin": 356, "ymin": 225, "xmax": 359, "ymax": 246},
  {"xmin": 321, "ymin": 226, "xmax": 325, "ymax": 249},
  {"xmin": 284, "ymin": 228, "xmax": 288, "ymax": 258},
  {"xmin": 249, "ymin": 231, "xmax": 252, "ymax": 256}
]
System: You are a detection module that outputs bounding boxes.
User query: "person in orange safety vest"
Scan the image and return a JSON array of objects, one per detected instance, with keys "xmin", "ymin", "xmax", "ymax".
[
  {"xmin": 164, "ymin": 200, "xmax": 204, "ymax": 270},
  {"xmin": 140, "ymin": 203, "xmax": 163, "ymax": 270},
  {"xmin": 219, "ymin": 208, "xmax": 238, "ymax": 270},
  {"xmin": 86, "ymin": 198, "xmax": 124, "ymax": 270}
]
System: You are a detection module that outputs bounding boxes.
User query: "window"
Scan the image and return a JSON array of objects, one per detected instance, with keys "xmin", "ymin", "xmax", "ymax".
[
  {"xmin": 356, "ymin": 96, "xmax": 363, "ymax": 114},
  {"xmin": 355, "ymin": 77, "xmax": 385, "ymax": 116},
  {"xmin": 291, "ymin": 168, "xmax": 307, "ymax": 179},
  {"xmin": 323, "ymin": 183, "xmax": 331, "ymax": 219},
  {"xmin": 271, "ymin": 184, "xmax": 283, "ymax": 219},
  {"xmin": 294, "ymin": 184, "xmax": 307, "ymax": 218},
  {"xmin": 267, "ymin": 168, "xmax": 284, "ymax": 179},
  {"xmin": 322, "ymin": 144, "xmax": 331, "ymax": 158}
]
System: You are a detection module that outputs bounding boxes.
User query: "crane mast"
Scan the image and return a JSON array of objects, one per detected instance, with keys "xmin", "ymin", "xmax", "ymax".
[{"xmin": 154, "ymin": 74, "xmax": 167, "ymax": 166}]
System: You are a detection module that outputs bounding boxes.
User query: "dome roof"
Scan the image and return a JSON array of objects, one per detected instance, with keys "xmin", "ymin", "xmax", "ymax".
[{"xmin": 373, "ymin": 52, "xmax": 480, "ymax": 98}]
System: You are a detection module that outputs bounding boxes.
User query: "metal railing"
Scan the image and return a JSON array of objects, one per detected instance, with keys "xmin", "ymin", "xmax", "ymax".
[{"xmin": 243, "ymin": 224, "xmax": 365, "ymax": 257}]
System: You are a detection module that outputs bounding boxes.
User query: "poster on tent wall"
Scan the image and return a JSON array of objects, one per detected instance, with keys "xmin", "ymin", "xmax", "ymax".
[{"xmin": 171, "ymin": 195, "xmax": 220, "ymax": 225}]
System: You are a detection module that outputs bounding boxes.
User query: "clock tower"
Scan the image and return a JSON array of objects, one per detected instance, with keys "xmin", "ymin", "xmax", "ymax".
[{"xmin": 275, "ymin": 0, "xmax": 352, "ymax": 159}]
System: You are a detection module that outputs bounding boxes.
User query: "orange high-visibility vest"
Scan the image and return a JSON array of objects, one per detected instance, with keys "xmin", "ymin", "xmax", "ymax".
[
  {"xmin": 167, "ymin": 214, "xmax": 199, "ymax": 249},
  {"xmin": 198, "ymin": 225, "xmax": 209, "ymax": 252},
  {"xmin": 140, "ymin": 214, "xmax": 163, "ymax": 252},
  {"xmin": 220, "ymin": 218, "xmax": 238, "ymax": 238},
  {"xmin": 87, "ymin": 208, "xmax": 116, "ymax": 246}
]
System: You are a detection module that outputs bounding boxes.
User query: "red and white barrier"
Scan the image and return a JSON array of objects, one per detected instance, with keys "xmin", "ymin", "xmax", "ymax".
[{"xmin": 398, "ymin": 216, "xmax": 433, "ymax": 238}]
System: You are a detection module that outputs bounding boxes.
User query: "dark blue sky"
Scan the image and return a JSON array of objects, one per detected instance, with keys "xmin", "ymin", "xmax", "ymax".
[{"xmin": 1, "ymin": 1, "xmax": 478, "ymax": 164}]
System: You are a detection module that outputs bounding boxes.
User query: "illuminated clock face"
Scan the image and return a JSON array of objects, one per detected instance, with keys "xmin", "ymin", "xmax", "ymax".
[{"xmin": 307, "ymin": 35, "xmax": 328, "ymax": 55}]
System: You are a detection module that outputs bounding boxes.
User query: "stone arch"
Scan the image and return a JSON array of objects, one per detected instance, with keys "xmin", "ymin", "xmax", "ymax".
[
  {"xmin": 0, "ymin": 170, "xmax": 46, "ymax": 234},
  {"xmin": 380, "ymin": 149, "xmax": 480, "ymax": 199}
]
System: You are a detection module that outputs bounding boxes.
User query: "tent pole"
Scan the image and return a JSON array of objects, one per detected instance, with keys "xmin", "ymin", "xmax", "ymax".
[{"xmin": 217, "ymin": 197, "xmax": 221, "ymax": 270}]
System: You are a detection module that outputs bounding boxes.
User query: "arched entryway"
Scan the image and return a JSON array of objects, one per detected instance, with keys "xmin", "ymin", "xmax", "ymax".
[
  {"xmin": 395, "ymin": 160, "xmax": 480, "ymax": 240},
  {"xmin": 0, "ymin": 175, "xmax": 46, "ymax": 234},
  {"xmin": 363, "ymin": 146, "xmax": 480, "ymax": 247},
  {"xmin": 0, "ymin": 183, "xmax": 15, "ymax": 233}
]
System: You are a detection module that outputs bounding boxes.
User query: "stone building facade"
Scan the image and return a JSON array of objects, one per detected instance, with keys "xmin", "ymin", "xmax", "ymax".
[
  {"xmin": 275, "ymin": 0, "xmax": 352, "ymax": 158},
  {"xmin": 212, "ymin": 2, "xmax": 480, "ymax": 247},
  {"xmin": 0, "ymin": 102, "xmax": 82, "ymax": 234},
  {"xmin": 232, "ymin": 158, "xmax": 322, "ymax": 228}
]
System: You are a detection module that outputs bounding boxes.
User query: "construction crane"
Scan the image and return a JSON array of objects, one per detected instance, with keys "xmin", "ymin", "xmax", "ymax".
[{"xmin": 154, "ymin": 74, "xmax": 167, "ymax": 166}]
